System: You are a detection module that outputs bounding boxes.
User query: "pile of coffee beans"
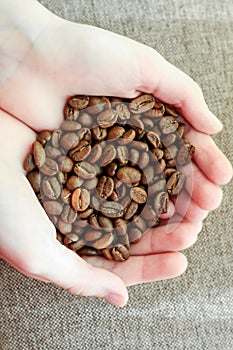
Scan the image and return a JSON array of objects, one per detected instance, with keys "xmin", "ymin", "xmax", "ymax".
[{"xmin": 24, "ymin": 94, "xmax": 195, "ymax": 261}]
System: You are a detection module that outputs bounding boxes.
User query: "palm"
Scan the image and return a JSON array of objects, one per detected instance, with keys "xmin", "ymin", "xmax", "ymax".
[{"xmin": 0, "ymin": 12, "xmax": 231, "ymax": 305}]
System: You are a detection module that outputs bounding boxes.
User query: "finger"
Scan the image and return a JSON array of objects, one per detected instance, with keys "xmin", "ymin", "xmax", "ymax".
[
  {"xmin": 171, "ymin": 189, "xmax": 209, "ymax": 223},
  {"xmin": 85, "ymin": 252, "xmax": 188, "ymax": 286},
  {"xmin": 185, "ymin": 128, "xmax": 233, "ymax": 185},
  {"xmin": 183, "ymin": 162, "xmax": 223, "ymax": 210},
  {"xmin": 137, "ymin": 47, "xmax": 223, "ymax": 134},
  {"xmin": 129, "ymin": 220, "xmax": 202, "ymax": 255}
]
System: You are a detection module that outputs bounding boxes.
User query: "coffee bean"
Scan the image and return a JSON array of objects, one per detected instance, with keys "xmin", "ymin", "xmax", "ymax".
[
  {"xmin": 119, "ymin": 128, "xmax": 136, "ymax": 145},
  {"xmin": 60, "ymin": 133, "xmax": 79, "ymax": 151},
  {"xmin": 129, "ymin": 148, "xmax": 140, "ymax": 166},
  {"xmin": 61, "ymin": 204, "xmax": 77, "ymax": 224},
  {"xmin": 111, "ymin": 244, "xmax": 129, "ymax": 261},
  {"xmin": 128, "ymin": 227, "xmax": 142, "ymax": 244},
  {"xmin": 107, "ymin": 125, "xmax": 125, "ymax": 140},
  {"xmin": 130, "ymin": 94, "xmax": 155, "ymax": 114},
  {"xmin": 138, "ymin": 152, "xmax": 150, "ymax": 169},
  {"xmin": 84, "ymin": 229, "xmax": 102, "ymax": 242},
  {"xmin": 91, "ymin": 126, "xmax": 107, "ymax": 141},
  {"xmin": 101, "ymin": 201, "xmax": 124, "ymax": 218},
  {"xmin": 97, "ymin": 109, "xmax": 118, "ymax": 128},
  {"xmin": 87, "ymin": 144, "xmax": 102, "ymax": 163},
  {"xmin": 63, "ymin": 233, "xmax": 79, "ymax": 245},
  {"xmin": 36, "ymin": 130, "xmax": 52, "ymax": 145},
  {"xmin": 58, "ymin": 156, "xmax": 74, "ymax": 173},
  {"xmin": 98, "ymin": 216, "xmax": 114, "ymax": 232},
  {"xmin": 92, "ymin": 232, "xmax": 114, "ymax": 250},
  {"xmin": 154, "ymin": 191, "xmax": 169, "ymax": 214},
  {"xmin": 51, "ymin": 130, "xmax": 62, "ymax": 148},
  {"xmin": 124, "ymin": 200, "xmax": 138, "ymax": 220},
  {"xmin": 78, "ymin": 246, "xmax": 100, "ymax": 256},
  {"xmin": 146, "ymin": 131, "xmax": 161, "ymax": 148},
  {"xmin": 61, "ymin": 188, "xmax": 72, "ymax": 204},
  {"xmin": 82, "ymin": 177, "xmax": 98, "ymax": 190},
  {"xmin": 23, "ymin": 153, "xmax": 36, "ymax": 172},
  {"xmin": 99, "ymin": 144, "xmax": 117, "ymax": 167},
  {"xmin": 130, "ymin": 187, "xmax": 147, "ymax": 204},
  {"xmin": 164, "ymin": 104, "xmax": 179, "ymax": 117},
  {"xmin": 69, "ymin": 95, "xmax": 89, "ymax": 110},
  {"xmin": 115, "ymin": 103, "xmax": 131, "ymax": 121},
  {"xmin": 42, "ymin": 176, "xmax": 61, "ymax": 200},
  {"xmin": 71, "ymin": 188, "xmax": 90, "ymax": 211},
  {"xmin": 43, "ymin": 200, "xmax": 63, "ymax": 216},
  {"xmin": 27, "ymin": 170, "xmax": 41, "ymax": 193},
  {"xmin": 166, "ymin": 171, "xmax": 185, "ymax": 196},
  {"xmin": 73, "ymin": 162, "xmax": 96, "ymax": 179},
  {"xmin": 33, "ymin": 141, "xmax": 46, "ymax": 168},
  {"xmin": 60, "ymin": 120, "xmax": 82, "ymax": 131},
  {"xmin": 78, "ymin": 112, "xmax": 93, "ymax": 127},
  {"xmin": 159, "ymin": 116, "xmax": 179, "ymax": 134},
  {"xmin": 97, "ymin": 176, "xmax": 114, "ymax": 199},
  {"xmin": 57, "ymin": 219, "xmax": 72, "ymax": 234},
  {"xmin": 87, "ymin": 96, "xmax": 111, "ymax": 114},
  {"xmin": 40, "ymin": 157, "xmax": 58, "ymax": 176},
  {"xmin": 45, "ymin": 145, "xmax": 62, "ymax": 159},
  {"xmin": 66, "ymin": 175, "xmax": 84, "ymax": 191},
  {"xmin": 117, "ymin": 146, "xmax": 128, "ymax": 165},
  {"xmin": 78, "ymin": 208, "xmax": 94, "ymax": 219},
  {"xmin": 116, "ymin": 166, "xmax": 141, "ymax": 184},
  {"xmin": 69, "ymin": 140, "xmax": 91, "ymax": 161}
]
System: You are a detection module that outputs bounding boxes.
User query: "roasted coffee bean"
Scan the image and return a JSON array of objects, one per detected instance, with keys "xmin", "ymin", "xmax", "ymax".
[
  {"xmin": 43, "ymin": 200, "xmax": 63, "ymax": 216},
  {"xmin": 23, "ymin": 153, "xmax": 36, "ymax": 172},
  {"xmin": 27, "ymin": 170, "xmax": 41, "ymax": 193},
  {"xmin": 78, "ymin": 208, "xmax": 94, "ymax": 219},
  {"xmin": 84, "ymin": 229, "xmax": 102, "ymax": 242},
  {"xmin": 77, "ymin": 128, "xmax": 92, "ymax": 142},
  {"xmin": 116, "ymin": 166, "xmax": 141, "ymax": 184},
  {"xmin": 97, "ymin": 176, "xmax": 114, "ymax": 199},
  {"xmin": 146, "ymin": 131, "xmax": 161, "ymax": 148},
  {"xmin": 66, "ymin": 175, "xmax": 84, "ymax": 191},
  {"xmin": 57, "ymin": 219, "xmax": 72, "ymax": 234},
  {"xmin": 69, "ymin": 239, "xmax": 85, "ymax": 251},
  {"xmin": 91, "ymin": 126, "xmax": 107, "ymax": 141},
  {"xmin": 87, "ymin": 96, "xmax": 111, "ymax": 114},
  {"xmin": 58, "ymin": 156, "xmax": 74, "ymax": 173},
  {"xmin": 73, "ymin": 162, "xmax": 96, "ymax": 179},
  {"xmin": 141, "ymin": 204, "xmax": 158, "ymax": 221},
  {"xmin": 119, "ymin": 128, "xmax": 136, "ymax": 145},
  {"xmin": 97, "ymin": 109, "xmax": 118, "ymax": 128},
  {"xmin": 117, "ymin": 146, "xmax": 128, "ymax": 165},
  {"xmin": 64, "ymin": 105, "xmax": 77, "ymax": 121},
  {"xmin": 45, "ymin": 145, "xmax": 62, "ymax": 159},
  {"xmin": 162, "ymin": 133, "xmax": 177, "ymax": 146},
  {"xmin": 148, "ymin": 178, "xmax": 166, "ymax": 195},
  {"xmin": 40, "ymin": 157, "xmax": 58, "ymax": 176},
  {"xmin": 151, "ymin": 148, "xmax": 164, "ymax": 161},
  {"xmin": 101, "ymin": 201, "xmax": 124, "ymax": 218},
  {"xmin": 82, "ymin": 177, "xmax": 98, "ymax": 190},
  {"xmin": 92, "ymin": 232, "xmax": 114, "ymax": 250},
  {"xmin": 141, "ymin": 165, "xmax": 154, "ymax": 184},
  {"xmin": 36, "ymin": 130, "xmax": 52, "ymax": 145},
  {"xmin": 159, "ymin": 116, "xmax": 179, "ymax": 134},
  {"xmin": 56, "ymin": 231, "xmax": 63, "ymax": 243},
  {"xmin": 111, "ymin": 244, "xmax": 129, "ymax": 261},
  {"xmin": 61, "ymin": 204, "xmax": 77, "ymax": 224},
  {"xmin": 87, "ymin": 144, "xmax": 102, "ymax": 163},
  {"xmin": 98, "ymin": 216, "xmax": 114, "ymax": 232},
  {"xmin": 107, "ymin": 126, "xmax": 125, "ymax": 140},
  {"xmin": 69, "ymin": 95, "xmax": 89, "ymax": 110},
  {"xmin": 164, "ymin": 104, "xmax": 179, "ymax": 117},
  {"xmin": 32, "ymin": 141, "xmax": 46, "ymax": 168},
  {"xmin": 50, "ymin": 130, "xmax": 62, "ymax": 148},
  {"xmin": 130, "ymin": 94, "xmax": 155, "ymax": 114},
  {"xmin": 130, "ymin": 187, "xmax": 147, "ymax": 204},
  {"xmin": 129, "ymin": 148, "xmax": 140, "ymax": 166},
  {"xmin": 78, "ymin": 246, "xmax": 100, "ymax": 256},
  {"xmin": 42, "ymin": 176, "xmax": 61, "ymax": 200},
  {"xmin": 78, "ymin": 112, "xmax": 93, "ymax": 127},
  {"xmin": 114, "ymin": 218, "xmax": 128, "ymax": 236},
  {"xmin": 99, "ymin": 144, "xmax": 117, "ymax": 167},
  {"xmin": 124, "ymin": 200, "xmax": 138, "ymax": 220},
  {"xmin": 115, "ymin": 103, "xmax": 131, "ymax": 120},
  {"xmin": 60, "ymin": 133, "xmax": 79, "ymax": 151},
  {"xmin": 69, "ymin": 140, "xmax": 91, "ymax": 161},
  {"xmin": 132, "ymin": 215, "xmax": 146, "ymax": 232},
  {"xmin": 166, "ymin": 171, "xmax": 185, "ymax": 196},
  {"xmin": 71, "ymin": 188, "xmax": 90, "ymax": 211},
  {"xmin": 60, "ymin": 120, "xmax": 82, "ymax": 131},
  {"xmin": 139, "ymin": 152, "xmax": 150, "ymax": 169},
  {"xmin": 154, "ymin": 191, "xmax": 169, "ymax": 214},
  {"xmin": 105, "ymin": 161, "xmax": 118, "ymax": 177}
]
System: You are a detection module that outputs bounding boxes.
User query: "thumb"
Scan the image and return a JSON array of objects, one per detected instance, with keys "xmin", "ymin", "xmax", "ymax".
[{"xmin": 34, "ymin": 239, "xmax": 128, "ymax": 307}]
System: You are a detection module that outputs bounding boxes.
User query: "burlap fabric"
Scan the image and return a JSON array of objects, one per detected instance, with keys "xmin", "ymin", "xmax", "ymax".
[{"xmin": 1, "ymin": 0, "xmax": 233, "ymax": 349}]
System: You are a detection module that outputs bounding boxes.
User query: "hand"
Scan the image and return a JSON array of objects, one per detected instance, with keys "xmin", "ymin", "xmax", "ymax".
[{"xmin": 0, "ymin": 1, "xmax": 232, "ymax": 307}]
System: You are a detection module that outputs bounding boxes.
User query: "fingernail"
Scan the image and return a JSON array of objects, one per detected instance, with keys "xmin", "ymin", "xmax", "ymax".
[{"xmin": 104, "ymin": 293, "xmax": 126, "ymax": 307}]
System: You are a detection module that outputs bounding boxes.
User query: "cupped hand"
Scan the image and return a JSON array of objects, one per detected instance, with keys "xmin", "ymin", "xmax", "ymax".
[{"xmin": 0, "ymin": 2, "xmax": 232, "ymax": 307}]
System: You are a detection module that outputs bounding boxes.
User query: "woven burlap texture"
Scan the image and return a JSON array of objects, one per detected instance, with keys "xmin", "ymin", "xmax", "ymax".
[{"xmin": 1, "ymin": 0, "xmax": 233, "ymax": 349}]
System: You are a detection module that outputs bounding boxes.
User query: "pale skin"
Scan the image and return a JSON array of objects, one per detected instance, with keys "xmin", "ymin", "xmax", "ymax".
[{"xmin": 0, "ymin": 0, "xmax": 232, "ymax": 307}]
